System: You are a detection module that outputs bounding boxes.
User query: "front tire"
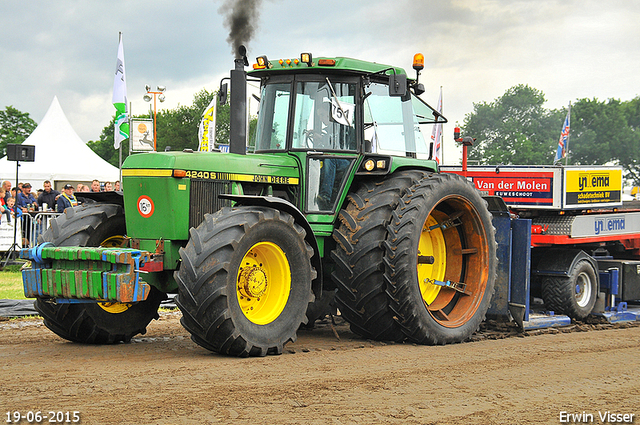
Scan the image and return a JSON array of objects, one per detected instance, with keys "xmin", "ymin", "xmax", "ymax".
[
  {"xmin": 35, "ymin": 203, "xmax": 163, "ymax": 344},
  {"xmin": 175, "ymin": 207, "xmax": 315, "ymax": 357},
  {"xmin": 384, "ymin": 173, "xmax": 497, "ymax": 345}
]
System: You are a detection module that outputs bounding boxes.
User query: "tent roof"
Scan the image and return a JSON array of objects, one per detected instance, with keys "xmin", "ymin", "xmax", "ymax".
[{"xmin": 0, "ymin": 96, "xmax": 119, "ymax": 187}]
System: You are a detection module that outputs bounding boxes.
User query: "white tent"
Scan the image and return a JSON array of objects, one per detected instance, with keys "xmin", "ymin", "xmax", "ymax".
[{"xmin": 0, "ymin": 96, "xmax": 120, "ymax": 190}]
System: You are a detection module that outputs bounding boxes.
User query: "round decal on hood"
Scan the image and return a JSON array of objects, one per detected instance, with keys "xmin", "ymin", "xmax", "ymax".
[{"xmin": 137, "ymin": 195, "xmax": 155, "ymax": 218}]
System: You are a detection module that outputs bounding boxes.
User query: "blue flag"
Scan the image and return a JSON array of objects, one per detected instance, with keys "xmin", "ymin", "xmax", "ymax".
[{"xmin": 555, "ymin": 106, "xmax": 570, "ymax": 163}]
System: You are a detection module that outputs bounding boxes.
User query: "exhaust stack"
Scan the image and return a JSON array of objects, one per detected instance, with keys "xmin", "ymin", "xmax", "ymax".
[{"xmin": 229, "ymin": 45, "xmax": 248, "ymax": 155}]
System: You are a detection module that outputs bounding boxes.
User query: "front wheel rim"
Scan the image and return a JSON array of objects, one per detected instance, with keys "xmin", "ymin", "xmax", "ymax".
[
  {"xmin": 98, "ymin": 234, "xmax": 130, "ymax": 313},
  {"xmin": 237, "ymin": 242, "xmax": 291, "ymax": 325}
]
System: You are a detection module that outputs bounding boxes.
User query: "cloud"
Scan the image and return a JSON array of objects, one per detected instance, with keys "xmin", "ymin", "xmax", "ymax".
[{"xmin": 0, "ymin": 0, "xmax": 638, "ymax": 164}]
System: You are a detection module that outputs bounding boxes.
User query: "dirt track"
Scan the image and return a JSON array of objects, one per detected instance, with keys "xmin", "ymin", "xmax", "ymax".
[{"xmin": 1, "ymin": 311, "xmax": 639, "ymax": 425}]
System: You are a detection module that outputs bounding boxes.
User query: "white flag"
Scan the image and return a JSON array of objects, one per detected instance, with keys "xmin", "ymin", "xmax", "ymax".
[
  {"xmin": 112, "ymin": 33, "xmax": 128, "ymax": 149},
  {"xmin": 430, "ymin": 87, "xmax": 443, "ymax": 164}
]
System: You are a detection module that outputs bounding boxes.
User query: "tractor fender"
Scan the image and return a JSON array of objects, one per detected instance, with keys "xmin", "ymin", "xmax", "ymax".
[
  {"xmin": 218, "ymin": 194, "xmax": 323, "ymax": 299},
  {"xmin": 75, "ymin": 191, "xmax": 124, "ymax": 206},
  {"xmin": 533, "ymin": 248, "xmax": 599, "ymax": 289}
]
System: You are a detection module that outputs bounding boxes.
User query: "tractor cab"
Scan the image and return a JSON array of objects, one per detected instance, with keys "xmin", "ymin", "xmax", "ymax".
[{"xmin": 246, "ymin": 52, "xmax": 447, "ymax": 213}]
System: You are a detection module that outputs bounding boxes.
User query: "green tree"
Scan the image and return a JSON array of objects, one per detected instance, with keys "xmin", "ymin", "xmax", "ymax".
[
  {"xmin": 89, "ymin": 88, "xmax": 261, "ymax": 164},
  {"xmin": 463, "ymin": 85, "xmax": 563, "ymax": 165},
  {"xmin": 0, "ymin": 106, "xmax": 38, "ymax": 156},
  {"xmin": 570, "ymin": 97, "xmax": 640, "ymax": 183},
  {"xmin": 87, "ymin": 115, "xmax": 133, "ymax": 167}
]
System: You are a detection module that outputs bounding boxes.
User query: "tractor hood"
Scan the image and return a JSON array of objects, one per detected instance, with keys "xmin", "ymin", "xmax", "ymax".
[{"xmin": 122, "ymin": 150, "xmax": 300, "ymax": 182}]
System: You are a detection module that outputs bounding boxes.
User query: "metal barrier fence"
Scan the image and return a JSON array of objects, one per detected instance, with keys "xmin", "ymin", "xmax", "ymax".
[{"xmin": 22, "ymin": 211, "xmax": 62, "ymax": 248}]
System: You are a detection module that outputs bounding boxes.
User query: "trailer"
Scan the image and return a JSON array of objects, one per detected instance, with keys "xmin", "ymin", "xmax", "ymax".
[{"xmin": 440, "ymin": 163, "xmax": 640, "ymax": 329}]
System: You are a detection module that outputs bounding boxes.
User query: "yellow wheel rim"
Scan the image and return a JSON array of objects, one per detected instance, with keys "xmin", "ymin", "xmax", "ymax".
[
  {"xmin": 100, "ymin": 235, "xmax": 126, "ymax": 248},
  {"xmin": 418, "ymin": 214, "xmax": 447, "ymax": 306},
  {"xmin": 417, "ymin": 195, "xmax": 491, "ymax": 328},
  {"xmin": 98, "ymin": 234, "xmax": 130, "ymax": 313},
  {"xmin": 237, "ymin": 242, "xmax": 291, "ymax": 325},
  {"xmin": 98, "ymin": 301, "xmax": 132, "ymax": 313}
]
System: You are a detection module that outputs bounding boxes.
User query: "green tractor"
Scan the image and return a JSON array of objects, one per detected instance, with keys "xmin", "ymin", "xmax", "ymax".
[{"xmin": 21, "ymin": 50, "xmax": 497, "ymax": 356}]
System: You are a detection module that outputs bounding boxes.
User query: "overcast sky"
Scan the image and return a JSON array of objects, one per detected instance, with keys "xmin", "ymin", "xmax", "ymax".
[{"xmin": 1, "ymin": 0, "xmax": 639, "ymax": 164}]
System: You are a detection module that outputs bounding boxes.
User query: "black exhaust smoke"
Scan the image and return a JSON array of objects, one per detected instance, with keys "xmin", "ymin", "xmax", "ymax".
[
  {"xmin": 219, "ymin": 0, "xmax": 262, "ymax": 58},
  {"xmin": 219, "ymin": 0, "xmax": 261, "ymax": 155}
]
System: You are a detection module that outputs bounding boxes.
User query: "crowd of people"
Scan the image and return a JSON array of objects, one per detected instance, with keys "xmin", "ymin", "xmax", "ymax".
[{"xmin": 0, "ymin": 179, "xmax": 121, "ymax": 223}]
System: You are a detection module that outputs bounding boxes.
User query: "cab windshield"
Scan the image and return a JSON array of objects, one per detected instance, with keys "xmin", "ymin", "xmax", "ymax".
[
  {"xmin": 253, "ymin": 75, "xmax": 442, "ymax": 158},
  {"xmin": 254, "ymin": 78, "xmax": 357, "ymax": 152}
]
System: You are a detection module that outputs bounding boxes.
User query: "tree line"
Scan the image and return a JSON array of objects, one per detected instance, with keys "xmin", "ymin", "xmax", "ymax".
[
  {"xmin": 463, "ymin": 84, "xmax": 640, "ymax": 183},
  {"xmin": 88, "ymin": 89, "xmax": 256, "ymax": 167},
  {"xmin": 2, "ymin": 84, "xmax": 639, "ymax": 183}
]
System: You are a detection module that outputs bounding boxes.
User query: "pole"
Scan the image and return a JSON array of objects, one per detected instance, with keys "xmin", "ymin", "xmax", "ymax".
[
  {"xmin": 153, "ymin": 94, "xmax": 157, "ymax": 152},
  {"xmin": 565, "ymin": 101, "xmax": 571, "ymax": 166},
  {"xmin": 211, "ymin": 97, "xmax": 217, "ymax": 151}
]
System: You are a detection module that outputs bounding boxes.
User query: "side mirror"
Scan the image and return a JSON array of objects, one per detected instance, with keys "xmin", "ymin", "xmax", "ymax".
[
  {"xmin": 219, "ymin": 83, "xmax": 228, "ymax": 105},
  {"xmin": 388, "ymin": 73, "xmax": 407, "ymax": 97}
]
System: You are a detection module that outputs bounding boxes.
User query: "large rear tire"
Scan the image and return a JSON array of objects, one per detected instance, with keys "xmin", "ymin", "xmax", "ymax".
[
  {"xmin": 331, "ymin": 171, "xmax": 425, "ymax": 340},
  {"xmin": 384, "ymin": 173, "xmax": 497, "ymax": 345},
  {"xmin": 175, "ymin": 206, "xmax": 315, "ymax": 357},
  {"xmin": 34, "ymin": 203, "xmax": 163, "ymax": 344}
]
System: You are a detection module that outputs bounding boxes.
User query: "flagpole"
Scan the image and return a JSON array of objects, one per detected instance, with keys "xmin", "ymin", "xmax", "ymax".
[
  {"xmin": 118, "ymin": 32, "xmax": 123, "ymax": 176},
  {"xmin": 440, "ymin": 86, "xmax": 443, "ymax": 165},
  {"xmin": 565, "ymin": 101, "xmax": 571, "ymax": 166}
]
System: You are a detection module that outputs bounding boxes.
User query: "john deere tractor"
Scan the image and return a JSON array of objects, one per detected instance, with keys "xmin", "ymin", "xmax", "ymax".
[{"xmin": 21, "ymin": 49, "xmax": 497, "ymax": 356}]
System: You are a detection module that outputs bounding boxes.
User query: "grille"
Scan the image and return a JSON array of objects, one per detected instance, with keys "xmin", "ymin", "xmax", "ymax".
[{"xmin": 189, "ymin": 180, "xmax": 232, "ymax": 228}]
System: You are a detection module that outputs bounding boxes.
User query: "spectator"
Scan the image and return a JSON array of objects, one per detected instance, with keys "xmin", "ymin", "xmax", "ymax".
[
  {"xmin": 81, "ymin": 185, "xmax": 90, "ymax": 192},
  {"xmin": 0, "ymin": 187, "xmax": 7, "ymax": 222},
  {"xmin": 114, "ymin": 181, "xmax": 121, "ymax": 191},
  {"xmin": 37, "ymin": 180, "xmax": 60, "ymax": 211},
  {"xmin": 57, "ymin": 184, "xmax": 78, "ymax": 213},
  {"xmin": 2, "ymin": 181, "xmax": 11, "ymax": 204},
  {"xmin": 91, "ymin": 179, "xmax": 101, "ymax": 192},
  {"xmin": 104, "ymin": 181, "xmax": 113, "ymax": 191},
  {"xmin": 16, "ymin": 183, "xmax": 37, "ymax": 212},
  {"xmin": 6, "ymin": 197, "xmax": 21, "ymax": 222},
  {"xmin": 76, "ymin": 183, "xmax": 84, "ymax": 192}
]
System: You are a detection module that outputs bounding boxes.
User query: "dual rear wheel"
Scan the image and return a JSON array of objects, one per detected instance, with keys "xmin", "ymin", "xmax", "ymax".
[{"xmin": 333, "ymin": 172, "xmax": 497, "ymax": 345}]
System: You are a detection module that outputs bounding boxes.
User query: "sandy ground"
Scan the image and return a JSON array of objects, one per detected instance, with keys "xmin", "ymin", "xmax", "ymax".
[{"xmin": 1, "ymin": 311, "xmax": 639, "ymax": 425}]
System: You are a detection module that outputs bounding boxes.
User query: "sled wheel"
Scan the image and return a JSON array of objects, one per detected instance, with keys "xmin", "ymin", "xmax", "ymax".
[
  {"xmin": 175, "ymin": 206, "xmax": 315, "ymax": 357},
  {"xmin": 332, "ymin": 171, "xmax": 426, "ymax": 341},
  {"xmin": 541, "ymin": 259, "xmax": 598, "ymax": 320},
  {"xmin": 384, "ymin": 173, "xmax": 497, "ymax": 344},
  {"xmin": 35, "ymin": 203, "xmax": 163, "ymax": 343}
]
